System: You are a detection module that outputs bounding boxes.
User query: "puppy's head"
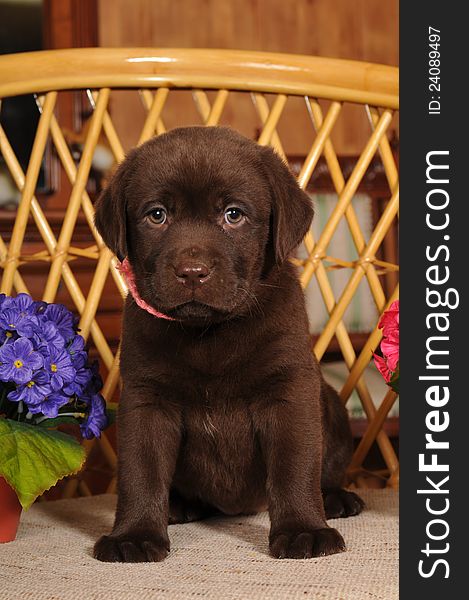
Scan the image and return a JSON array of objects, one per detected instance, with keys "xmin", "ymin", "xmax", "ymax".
[{"xmin": 95, "ymin": 127, "xmax": 313, "ymax": 324}]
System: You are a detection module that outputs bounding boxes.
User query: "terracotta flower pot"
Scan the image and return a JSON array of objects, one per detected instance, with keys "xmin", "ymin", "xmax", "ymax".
[{"xmin": 0, "ymin": 477, "xmax": 22, "ymax": 543}]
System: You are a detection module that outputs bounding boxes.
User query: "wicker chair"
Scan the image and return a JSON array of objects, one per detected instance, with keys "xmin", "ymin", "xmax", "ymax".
[{"xmin": 0, "ymin": 48, "xmax": 399, "ymax": 495}]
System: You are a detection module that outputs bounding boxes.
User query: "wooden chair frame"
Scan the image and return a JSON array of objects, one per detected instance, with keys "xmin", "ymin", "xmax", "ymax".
[{"xmin": 0, "ymin": 48, "xmax": 399, "ymax": 494}]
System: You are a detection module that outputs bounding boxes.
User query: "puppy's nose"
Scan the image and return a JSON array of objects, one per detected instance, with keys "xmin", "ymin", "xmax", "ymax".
[{"xmin": 174, "ymin": 261, "xmax": 211, "ymax": 286}]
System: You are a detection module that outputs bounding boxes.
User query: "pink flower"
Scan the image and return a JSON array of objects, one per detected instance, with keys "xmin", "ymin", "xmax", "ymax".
[
  {"xmin": 373, "ymin": 353, "xmax": 392, "ymax": 383},
  {"xmin": 378, "ymin": 300, "xmax": 399, "ymax": 338},
  {"xmin": 381, "ymin": 332, "xmax": 399, "ymax": 371},
  {"xmin": 374, "ymin": 300, "xmax": 399, "ymax": 388}
]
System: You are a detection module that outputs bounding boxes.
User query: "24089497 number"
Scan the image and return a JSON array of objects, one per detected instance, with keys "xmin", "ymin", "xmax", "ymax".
[{"xmin": 428, "ymin": 26, "xmax": 441, "ymax": 115}]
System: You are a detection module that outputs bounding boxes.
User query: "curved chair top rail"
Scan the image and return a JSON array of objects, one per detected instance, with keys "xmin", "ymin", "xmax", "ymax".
[{"xmin": 0, "ymin": 48, "xmax": 399, "ymax": 109}]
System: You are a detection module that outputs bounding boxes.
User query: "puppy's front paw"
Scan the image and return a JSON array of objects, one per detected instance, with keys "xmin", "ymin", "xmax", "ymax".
[
  {"xmin": 323, "ymin": 489, "xmax": 365, "ymax": 519},
  {"xmin": 269, "ymin": 526, "xmax": 346, "ymax": 559},
  {"xmin": 94, "ymin": 532, "xmax": 170, "ymax": 563}
]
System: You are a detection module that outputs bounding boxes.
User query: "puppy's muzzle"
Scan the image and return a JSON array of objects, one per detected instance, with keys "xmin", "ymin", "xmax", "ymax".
[{"xmin": 173, "ymin": 260, "xmax": 211, "ymax": 288}]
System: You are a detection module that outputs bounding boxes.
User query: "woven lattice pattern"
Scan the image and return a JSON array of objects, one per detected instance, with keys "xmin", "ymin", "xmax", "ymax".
[{"xmin": 0, "ymin": 50, "xmax": 399, "ymax": 494}]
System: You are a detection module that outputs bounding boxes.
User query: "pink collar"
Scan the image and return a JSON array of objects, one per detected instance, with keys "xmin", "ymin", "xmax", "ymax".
[{"xmin": 116, "ymin": 258, "xmax": 176, "ymax": 321}]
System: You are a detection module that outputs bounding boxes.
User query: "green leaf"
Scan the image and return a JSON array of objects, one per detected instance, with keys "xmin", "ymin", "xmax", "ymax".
[
  {"xmin": 36, "ymin": 415, "xmax": 85, "ymax": 428},
  {"xmin": 389, "ymin": 368, "xmax": 399, "ymax": 394},
  {"xmin": 105, "ymin": 402, "xmax": 118, "ymax": 427},
  {"xmin": 0, "ymin": 418, "xmax": 86, "ymax": 510}
]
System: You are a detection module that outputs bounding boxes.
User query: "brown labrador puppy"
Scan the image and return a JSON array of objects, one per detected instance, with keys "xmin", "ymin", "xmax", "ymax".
[{"xmin": 93, "ymin": 126, "xmax": 363, "ymax": 563}]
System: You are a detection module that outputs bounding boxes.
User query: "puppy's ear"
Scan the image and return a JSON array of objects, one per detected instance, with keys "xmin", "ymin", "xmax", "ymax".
[
  {"xmin": 260, "ymin": 146, "xmax": 314, "ymax": 264},
  {"xmin": 94, "ymin": 152, "xmax": 135, "ymax": 261}
]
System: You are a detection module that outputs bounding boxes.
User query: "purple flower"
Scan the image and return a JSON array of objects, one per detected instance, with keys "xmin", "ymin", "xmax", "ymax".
[
  {"xmin": 86, "ymin": 360, "xmax": 103, "ymax": 394},
  {"xmin": 0, "ymin": 307, "xmax": 39, "ymax": 338},
  {"xmin": 0, "ymin": 328, "xmax": 16, "ymax": 344},
  {"xmin": 43, "ymin": 345, "xmax": 76, "ymax": 391},
  {"xmin": 1, "ymin": 293, "xmax": 35, "ymax": 313},
  {"xmin": 67, "ymin": 335, "xmax": 87, "ymax": 368},
  {"xmin": 70, "ymin": 352, "xmax": 87, "ymax": 371},
  {"xmin": 63, "ymin": 365, "xmax": 92, "ymax": 396},
  {"xmin": 1, "ymin": 293, "xmax": 108, "ymax": 439},
  {"xmin": 31, "ymin": 300, "xmax": 47, "ymax": 315},
  {"xmin": 0, "ymin": 337, "xmax": 43, "ymax": 384},
  {"xmin": 28, "ymin": 390, "xmax": 71, "ymax": 418},
  {"xmin": 42, "ymin": 304, "xmax": 76, "ymax": 342},
  {"xmin": 80, "ymin": 393, "xmax": 107, "ymax": 439},
  {"xmin": 8, "ymin": 370, "xmax": 51, "ymax": 406},
  {"xmin": 34, "ymin": 321, "xmax": 65, "ymax": 351}
]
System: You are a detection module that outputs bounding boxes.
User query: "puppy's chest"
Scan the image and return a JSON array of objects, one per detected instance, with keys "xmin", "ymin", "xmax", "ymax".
[
  {"xmin": 182, "ymin": 396, "xmax": 255, "ymax": 451},
  {"xmin": 178, "ymin": 396, "xmax": 260, "ymax": 478}
]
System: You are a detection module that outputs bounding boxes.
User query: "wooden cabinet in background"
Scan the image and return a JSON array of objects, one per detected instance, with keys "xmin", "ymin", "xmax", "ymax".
[{"xmin": 98, "ymin": 0, "xmax": 399, "ymax": 156}]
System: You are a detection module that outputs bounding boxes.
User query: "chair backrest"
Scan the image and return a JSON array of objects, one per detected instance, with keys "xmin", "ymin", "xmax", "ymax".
[{"xmin": 0, "ymin": 48, "xmax": 399, "ymax": 491}]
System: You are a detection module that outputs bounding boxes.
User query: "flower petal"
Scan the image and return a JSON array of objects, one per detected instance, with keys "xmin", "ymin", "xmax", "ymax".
[
  {"xmin": 373, "ymin": 353, "xmax": 392, "ymax": 383},
  {"xmin": 381, "ymin": 339, "xmax": 399, "ymax": 371},
  {"xmin": 13, "ymin": 366, "xmax": 33, "ymax": 385},
  {"xmin": 13, "ymin": 337, "xmax": 34, "ymax": 356},
  {"xmin": 26, "ymin": 351, "xmax": 44, "ymax": 371},
  {"xmin": 0, "ymin": 363, "xmax": 15, "ymax": 381}
]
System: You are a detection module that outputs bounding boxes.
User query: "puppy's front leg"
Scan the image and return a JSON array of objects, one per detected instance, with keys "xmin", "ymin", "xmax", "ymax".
[
  {"xmin": 256, "ymin": 399, "xmax": 346, "ymax": 559},
  {"xmin": 94, "ymin": 388, "xmax": 181, "ymax": 563}
]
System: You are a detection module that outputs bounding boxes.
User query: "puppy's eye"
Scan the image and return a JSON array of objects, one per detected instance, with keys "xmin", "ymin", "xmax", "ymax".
[
  {"xmin": 224, "ymin": 207, "xmax": 245, "ymax": 226},
  {"xmin": 147, "ymin": 207, "xmax": 167, "ymax": 225}
]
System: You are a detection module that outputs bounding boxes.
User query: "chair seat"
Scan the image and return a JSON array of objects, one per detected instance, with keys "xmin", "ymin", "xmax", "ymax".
[{"xmin": 0, "ymin": 489, "xmax": 398, "ymax": 599}]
